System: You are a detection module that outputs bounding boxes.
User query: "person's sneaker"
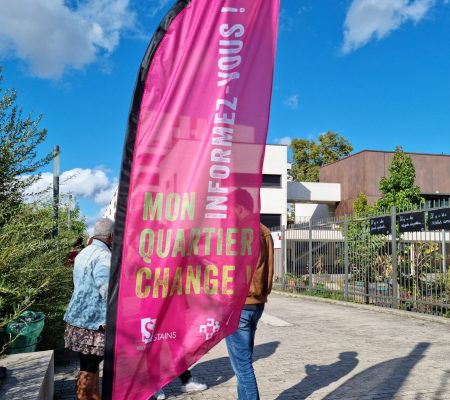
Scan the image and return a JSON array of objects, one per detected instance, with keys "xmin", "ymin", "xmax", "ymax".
[
  {"xmin": 180, "ymin": 377, "xmax": 208, "ymax": 393},
  {"xmin": 153, "ymin": 389, "xmax": 166, "ymax": 400}
]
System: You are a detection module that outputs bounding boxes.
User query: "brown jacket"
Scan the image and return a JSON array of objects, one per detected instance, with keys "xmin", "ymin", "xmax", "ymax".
[{"xmin": 246, "ymin": 223, "xmax": 274, "ymax": 304}]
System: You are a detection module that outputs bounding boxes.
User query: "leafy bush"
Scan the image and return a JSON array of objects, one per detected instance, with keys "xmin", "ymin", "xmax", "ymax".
[
  {"xmin": 0, "ymin": 66, "xmax": 88, "ymax": 354},
  {"xmin": 0, "ymin": 201, "xmax": 86, "ymax": 354}
]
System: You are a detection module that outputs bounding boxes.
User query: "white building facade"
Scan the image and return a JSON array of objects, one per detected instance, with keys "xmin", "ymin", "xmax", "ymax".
[
  {"xmin": 104, "ymin": 144, "xmax": 289, "ymax": 228},
  {"xmin": 104, "ymin": 144, "xmax": 343, "ymax": 227},
  {"xmin": 260, "ymin": 144, "xmax": 288, "ymax": 228},
  {"xmin": 288, "ymin": 181, "xmax": 341, "ymax": 222}
]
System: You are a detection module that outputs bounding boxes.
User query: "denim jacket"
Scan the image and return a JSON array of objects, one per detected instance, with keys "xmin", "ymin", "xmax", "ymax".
[{"xmin": 64, "ymin": 239, "xmax": 111, "ymax": 330}]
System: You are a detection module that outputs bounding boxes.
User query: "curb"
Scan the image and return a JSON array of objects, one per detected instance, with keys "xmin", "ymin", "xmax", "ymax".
[{"xmin": 272, "ymin": 290, "xmax": 450, "ymax": 326}]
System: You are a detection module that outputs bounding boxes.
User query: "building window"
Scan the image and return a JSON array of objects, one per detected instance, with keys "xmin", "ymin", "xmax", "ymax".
[
  {"xmin": 261, "ymin": 214, "xmax": 281, "ymax": 229},
  {"xmin": 262, "ymin": 174, "xmax": 281, "ymax": 188}
]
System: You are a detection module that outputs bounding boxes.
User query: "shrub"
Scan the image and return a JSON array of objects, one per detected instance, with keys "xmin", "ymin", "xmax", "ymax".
[{"xmin": 0, "ymin": 201, "xmax": 86, "ymax": 354}]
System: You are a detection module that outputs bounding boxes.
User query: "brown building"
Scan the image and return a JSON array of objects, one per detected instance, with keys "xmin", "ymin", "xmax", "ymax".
[{"xmin": 320, "ymin": 150, "xmax": 450, "ymax": 216}]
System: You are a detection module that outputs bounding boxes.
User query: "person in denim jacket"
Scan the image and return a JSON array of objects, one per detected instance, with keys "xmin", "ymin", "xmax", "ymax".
[{"xmin": 64, "ymin": 218, "xmax": 114, "ymax": 400}]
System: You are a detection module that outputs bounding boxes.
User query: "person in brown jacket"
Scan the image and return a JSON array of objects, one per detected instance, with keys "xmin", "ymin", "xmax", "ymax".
[{"xmin": 226, "ymin": 189, "xmax": 274, "ymax": 400}]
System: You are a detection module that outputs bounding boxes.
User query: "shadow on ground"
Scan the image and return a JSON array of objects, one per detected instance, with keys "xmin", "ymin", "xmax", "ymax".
[
  {"xmin": 276, "ymin": 351, "xmax": 359, "ymax": 399},
  {"xmin": 189, "ymin": 340, "xmax": 280, "ymax": 389},
  {"xmin": 54, "ymin": 350, "xmax": 78, "ymax": 399},
  {"xmin": 54, "ymin": 378, "xmax": 76, "ymax": 399},
  {"xmin": 54, "ymin": 349, "xmax": 78, "ymax": 367},
  {"xmin": 430, "ymin": 369, "xmax": 450, "ymax": 400},
  {"xmin": 277, "ymin": 342, "xmax": 430, "ymax": 400},
  {"xmin": 54, "ymin": 343, "xmax": 279, "ymax": 399},
  {"xmin": 323, "ymin": 342, "xmax": 430, "ymax": 399}
]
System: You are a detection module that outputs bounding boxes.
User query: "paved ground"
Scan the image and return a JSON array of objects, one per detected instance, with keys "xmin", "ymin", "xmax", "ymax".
[{"xmin": 54, "ymin": 293, "xmax": 450, "ymax": 399}]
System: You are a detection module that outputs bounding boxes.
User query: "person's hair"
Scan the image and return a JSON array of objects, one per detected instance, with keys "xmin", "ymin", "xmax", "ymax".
[
  {"xmin": 93, "ymin": 218, "xmax": 114, "ymax": 239},
  {"xmin": 231, "ymin": 188, "xmax": 254, "ymax": 213}
]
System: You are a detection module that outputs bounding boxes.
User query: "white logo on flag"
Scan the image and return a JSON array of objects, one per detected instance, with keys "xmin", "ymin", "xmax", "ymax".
[
  {"xmin": 199, "ymin": 318, "xmax": 220, "ymax": 340},
  {"xmin": 141, "ymin": 318, "xmax": 157, "ymax": 344}
]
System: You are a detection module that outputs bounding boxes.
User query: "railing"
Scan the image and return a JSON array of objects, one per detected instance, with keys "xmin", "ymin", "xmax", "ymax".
[{"xmin": 272, "ymin": 202, "xmax": 450, "ymax": 317}]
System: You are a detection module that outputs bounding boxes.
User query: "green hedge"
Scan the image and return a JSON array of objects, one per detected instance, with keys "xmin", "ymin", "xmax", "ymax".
[{"xmin": 0, "ymin": 202, "xmax": 86, "ymax": 355}]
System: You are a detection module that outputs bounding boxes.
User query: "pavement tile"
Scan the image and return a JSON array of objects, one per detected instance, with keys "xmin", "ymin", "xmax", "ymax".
[{"xmin": 54, "ymin": 294, "xmax": 450, "ymax": 399}]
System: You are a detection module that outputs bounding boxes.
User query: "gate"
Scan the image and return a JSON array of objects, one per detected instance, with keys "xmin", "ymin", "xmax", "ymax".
[{"xmin": 273, "ymin": 204, "xmax": 450, "ymax": 317}]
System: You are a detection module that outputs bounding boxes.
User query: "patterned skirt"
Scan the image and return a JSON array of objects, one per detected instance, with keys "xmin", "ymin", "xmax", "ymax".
[{"xmin": 64, "ymin": 324, "xmax": 105, "ymax": 356}]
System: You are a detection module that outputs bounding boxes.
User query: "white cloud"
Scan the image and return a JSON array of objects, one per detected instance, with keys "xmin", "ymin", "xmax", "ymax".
[
  {"xmin": 342, "ymin": 0, "xmax": 435, "ymax": 54},
  {"xmin": 284, "ymin": 94, "xmax": 299, "ymax": 110},
  {"xmin": 24, "ymin": 167, "xmax": 117, "ymax": 206},
  {"xmin": 0, "ymin": 0, "xmax": 136, "ymax": 78},
  {"xmin": 94, "ymin": 182, "xmax": 118, "ymax": 205},
  {"xmin": 274, "ymin": 137, "xmax": 293, "ymax": 146},
  {"xmin": 85, "ymin": 205, "xmax": 111, "ymax": 234}
]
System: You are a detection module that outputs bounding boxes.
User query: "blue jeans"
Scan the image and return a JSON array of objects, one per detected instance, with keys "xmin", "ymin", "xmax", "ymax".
[{"xmin": 226, "ymin": 305, "xmax": 264, "ymax": 400}]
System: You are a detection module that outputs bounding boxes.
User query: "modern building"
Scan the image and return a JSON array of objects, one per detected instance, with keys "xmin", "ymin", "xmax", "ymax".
[
  {"xmin": 320, "ymin": 150, "xmax": 450, "ymax": 216},
  {"xmin": 288, "ymin": 181, "xmax": 341, "ymax": 222},
  {"xmin": 260, "ymin": 144, "xmax": 288, "ymax": 228},
  {"xmin": 105, "ymin": 148, "xmax": 450, "ymax": 225},
  {"xmin": 104, "ymin": 144, "xmax": 288, "ymax": 228}
]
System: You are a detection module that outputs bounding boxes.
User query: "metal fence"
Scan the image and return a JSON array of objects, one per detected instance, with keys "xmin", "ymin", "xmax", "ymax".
[{"xmin": 273, "ymin": 202, "xmax": 450, "ymax": 317}]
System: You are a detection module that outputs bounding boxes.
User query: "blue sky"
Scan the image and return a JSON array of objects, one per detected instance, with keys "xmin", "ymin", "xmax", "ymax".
[{"xmin": 1, "ymin": 0, "xmax": 449, "ymax": 222}]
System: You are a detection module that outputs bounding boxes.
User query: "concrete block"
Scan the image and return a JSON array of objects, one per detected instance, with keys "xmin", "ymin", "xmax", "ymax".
[{"xmin": 0, "ymin": 350, "xmax": 54, "ymax": 400}]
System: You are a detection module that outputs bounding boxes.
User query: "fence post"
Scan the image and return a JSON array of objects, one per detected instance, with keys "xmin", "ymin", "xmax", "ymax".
[
  {"xmin": 442, "ymin": 229, "xmax": 447, "ymax": 274},
  {"xmin": 308, "ymin": 219, "xmax": 313, "ymax": 291},
  {"xmin": 344, "ymin": 215, "xmax": 349, "ymax": 301},
  {"xmin": 391, "ymin": 206, "xmax": 399, "ymax": 309},
  {"xmin": 281, "ymin": 225, "xmax": 287, "ymax": 278},
  {"xmin": 53, "ymin": 145, "xmax": 60, "ymax": 239}
]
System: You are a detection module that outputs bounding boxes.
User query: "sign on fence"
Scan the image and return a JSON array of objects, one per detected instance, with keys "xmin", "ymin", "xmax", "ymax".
[
  {"xmin": 398, "ymin": 212, "xmax": 425, "ymax": 233},
  {"xmin": 271, "ymin": 231, "xmax": 282, "ymax": 249},
  {"xmin": 369, "ymin": 216, "xmax": 391, "ymax": 235},
  {"xmin": 427, "ymin": 208, "xmax": 450, "ymax": 230}
]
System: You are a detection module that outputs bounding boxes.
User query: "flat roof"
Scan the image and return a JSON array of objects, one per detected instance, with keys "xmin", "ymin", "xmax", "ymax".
[{"xmin": 321, "ymin": 149, "xmax": 450, "ymax": 168}]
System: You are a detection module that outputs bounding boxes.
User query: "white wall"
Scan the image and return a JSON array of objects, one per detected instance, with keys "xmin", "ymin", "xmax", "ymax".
[
  {"xmin": 263, "ymin": 145, "xmax": 287, "ymax": 174},
  {"xmin": 104, "ymin": 188, "xmax": 117, "ymax": 220},
  {"xmin": 294, "ymin": 203, "xmax": 336, "ymax": 222},
  {"xmin": 288, "ymin": 181, "xmax": 341, "ymax": 203},
  {"xmin": 105, "ymin": 144, "xmax": 289, "ymax": 227},
  {"xmin": 261, "ymin": 144, "xmax": 288, "ymax": 227},
  {"xmin": 288, "ymin": 182, "xmax": 340, "ymax": 222}
]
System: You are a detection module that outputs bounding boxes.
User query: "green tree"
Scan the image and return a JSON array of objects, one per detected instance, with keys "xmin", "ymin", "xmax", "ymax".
[
  {"xmin": 0, "ymin": 201, "xmax": 86, "ymax": 354},
  {"xmin": 0, "ymin": 69, "xmax": 87, "ymax": 353},
  {"xmin": 346, "ymin": 193, "xmax": 385, "ymax": 292},
  {"xmin": 376, "ymin": 146, "xmax": 423, "ymax": 211},
  {"xmin": 290, "ymin": 131, "xmax": 353, "ymax": 182},
  {"xmin": 353, "ymin": 192, "xmax": 370, "ymax": 217},
  {"xmin": 0, "ymin": 67, "xmax": 52, "ymax": 224}
]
